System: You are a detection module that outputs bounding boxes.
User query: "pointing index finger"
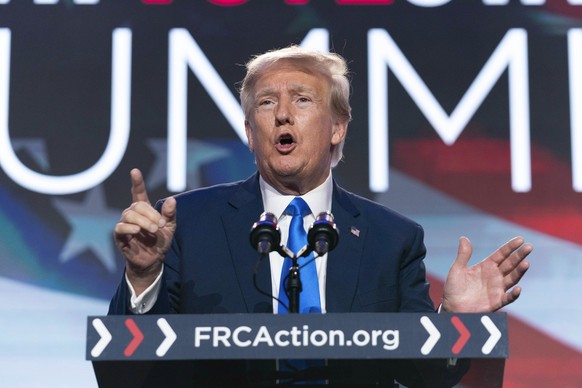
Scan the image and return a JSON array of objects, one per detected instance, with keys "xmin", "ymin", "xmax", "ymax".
[{"xmin": 130, "ymin": 168, "xmax": 150, "ymax": 204}]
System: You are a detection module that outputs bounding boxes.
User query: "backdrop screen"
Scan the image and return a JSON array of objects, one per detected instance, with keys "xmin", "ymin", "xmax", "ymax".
[{"xmin": 1, "ymin": 1, "xmax": 581, "ymax": 386}]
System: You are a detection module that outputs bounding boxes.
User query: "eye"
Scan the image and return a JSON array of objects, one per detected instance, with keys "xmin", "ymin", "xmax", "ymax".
[
  {"xmin": 259, "ymin": 99, "xmax": 273, "ymax": 106},
  {"xmin": 296, "ymin": 96, "xmax": 312, "ymax": 104},
  {"xmin": 256, "ymin": 99, "xmax": 275, "ymax": 110}
]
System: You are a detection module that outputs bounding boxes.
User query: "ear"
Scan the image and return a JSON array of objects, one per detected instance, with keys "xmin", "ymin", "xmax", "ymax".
[
  {"xmin": 331, "ymin": 119, "xmax": 348, "ymax": 146},
  {"xmin": 245, "ymin": 120, "xmax": 254, "ymax": 152}
]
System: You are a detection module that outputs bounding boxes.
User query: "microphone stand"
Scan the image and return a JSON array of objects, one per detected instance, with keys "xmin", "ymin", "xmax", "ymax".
[
  {"xmin": 286, "ymin": 255, "xmax": 302, "ymax": 314},
  {"xmin": 286, "ymin": 245, "xmax": 313, "ymax": 314}
]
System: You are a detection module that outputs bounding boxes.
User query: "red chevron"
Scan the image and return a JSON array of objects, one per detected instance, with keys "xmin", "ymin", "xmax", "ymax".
[
  {"xmin": 124, "ymin": 318, "xmax": 144, "ymax": 357},
  {"xmin": 451, "ymin": 316, "xmax": 471, "ymax": 354}
]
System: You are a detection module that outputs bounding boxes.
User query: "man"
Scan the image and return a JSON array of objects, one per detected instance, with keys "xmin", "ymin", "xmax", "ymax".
[{"xmin": 109, "ymin": 46, "xmax": 531, "ymax": 386}]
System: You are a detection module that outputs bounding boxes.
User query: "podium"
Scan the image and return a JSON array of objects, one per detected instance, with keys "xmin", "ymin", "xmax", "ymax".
[{"xmin": 87, "ymin": 313, "xmax": 507, "ymax": 387}]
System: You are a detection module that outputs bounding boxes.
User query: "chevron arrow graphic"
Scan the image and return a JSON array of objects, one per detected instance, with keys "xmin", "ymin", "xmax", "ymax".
[
  {"xmin": 124, "ymin": 318, "xmax": 144, "ymax": 357},
  {"xmin": 420, "ymin": 316, "xmax": 441, "ymax": 355},
  {"xmin": 90, "ymin": 318, "xmax": 112, "ymax": 357},
  {"xmin": 481, "ymin": 316, "xmax": 502, "ymax": 354},
  {"xmin": 451, "ymin": 316, "xmax": 471, "ymax": 354},
  {"xmin": 156, "ymin": 318, "xmax": 177, "ymax": 357}
]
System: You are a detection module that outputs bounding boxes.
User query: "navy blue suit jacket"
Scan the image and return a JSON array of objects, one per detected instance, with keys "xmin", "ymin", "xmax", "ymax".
[
  {"xmin": 109, "ymin": 172, "xmax": 434, "ymax": 315},
  {"xmin": 107, "ymin": 173, "xmax": 468, "ymax": 386}
]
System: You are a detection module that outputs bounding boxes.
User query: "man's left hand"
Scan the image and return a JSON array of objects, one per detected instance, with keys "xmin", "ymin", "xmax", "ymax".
[{"xmin": 442, "ymin": 236, "xmax": 532, "ymax": 313}]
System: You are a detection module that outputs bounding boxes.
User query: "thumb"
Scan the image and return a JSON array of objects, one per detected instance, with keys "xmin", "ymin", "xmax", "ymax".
[
  {"xmin": 160, "ymin": 196, "xmax": 177, "ymax": 226},
  {"xmin": 453, "ymin": 236, "xmax": 473, "ymax": 269}
]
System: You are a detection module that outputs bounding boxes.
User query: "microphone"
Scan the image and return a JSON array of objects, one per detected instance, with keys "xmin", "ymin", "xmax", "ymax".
[
  {"xmin": 249, "ymin": 212, "xmax": 281, "ymax": 255},
  {"xmin": 306, "ymin": 211, "xmax": 339, "ymax": 256},
  {"xmin": 250, "ymin": 212, "xmax": 291, "ymax": 313}
]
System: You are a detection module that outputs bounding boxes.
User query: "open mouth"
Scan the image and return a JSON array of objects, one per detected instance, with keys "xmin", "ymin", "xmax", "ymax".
[
  {"xmin": 275, "ymin": 133, "xmax": 296, "ymax": 153},
  {"xmin": 279, "ymin": 134, "xmax": 294, "ymax": 145}
]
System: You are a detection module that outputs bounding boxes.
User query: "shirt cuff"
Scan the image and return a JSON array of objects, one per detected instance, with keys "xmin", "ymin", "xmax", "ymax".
[{"xmin": 126, "ymin": 267, "xmax": 163, "ymax": 314}]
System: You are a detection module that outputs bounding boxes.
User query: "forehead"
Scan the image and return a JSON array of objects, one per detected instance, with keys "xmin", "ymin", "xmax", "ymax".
[{"xmin": 253, "ymin": 61, "xmax": 331, "ymax": 95}]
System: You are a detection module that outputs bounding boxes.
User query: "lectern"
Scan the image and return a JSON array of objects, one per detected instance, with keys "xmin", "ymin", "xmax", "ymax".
[{"xmin": 88, "ymin": 313, "xmax": 506, "ymax": 387}]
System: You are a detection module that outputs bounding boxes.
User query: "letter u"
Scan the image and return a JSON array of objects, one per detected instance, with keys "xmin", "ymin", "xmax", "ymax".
[{"xmin": 0, "ymin": 28, "xmax": 131, "ymax": 195}]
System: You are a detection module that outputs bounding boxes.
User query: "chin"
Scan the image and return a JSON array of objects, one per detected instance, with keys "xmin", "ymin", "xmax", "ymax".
[{"xmin": 271, "ymin": 161, "xmax": 302, "ymax": 177}]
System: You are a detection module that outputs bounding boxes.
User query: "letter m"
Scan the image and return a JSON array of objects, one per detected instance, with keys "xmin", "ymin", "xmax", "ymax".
[{"xmin": 368, "ymin": 28, "xmax": 531, "ymax": 192}]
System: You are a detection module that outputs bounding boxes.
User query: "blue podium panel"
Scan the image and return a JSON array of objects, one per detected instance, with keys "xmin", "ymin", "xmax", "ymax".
[{"xmin": 87, "ymin": 313, "xmax": 507, "ymax": 361}]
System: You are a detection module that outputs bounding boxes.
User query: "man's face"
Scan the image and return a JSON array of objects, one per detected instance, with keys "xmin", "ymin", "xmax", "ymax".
[{"xmin": 245, "ymin": 62, "xmax": 347, "ymax": 195}]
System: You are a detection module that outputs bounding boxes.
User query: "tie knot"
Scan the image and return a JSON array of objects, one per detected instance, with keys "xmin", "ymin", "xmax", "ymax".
[{"xmin": 286, "ymin": 197, "xmax": 311, "ymax": 218}]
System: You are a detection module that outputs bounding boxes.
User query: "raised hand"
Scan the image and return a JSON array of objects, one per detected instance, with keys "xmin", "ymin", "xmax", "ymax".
[
  {"xmin": 114, "ymin": 168, "xmax": 177, "ymax": 295},
  {"xmin": 442, "ymin": 236, "xmax": 532, "ymax": 313}
]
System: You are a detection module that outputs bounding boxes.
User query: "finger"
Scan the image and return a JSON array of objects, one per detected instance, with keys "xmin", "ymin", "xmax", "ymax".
[
  {"xmin": 499, "ymin": 242, "xmax": 533, "ymax": 276},
  {"xmin": 488, "ymin": 236, "xmax": 526, "ymax": 265},
  {"xmin": 501, "ymin": 285, "xmax": 522, "ymax": 308},
  {"xmin": 503, "ymin": 256, "xmax": 531, "ymax": 291},
  {"xmin": 452, "ymin": 236, "xmax": 473, "ymax": 269},
  {"xmin": 122, "ymin": 202, "xmax": 164, "ymax": 233},
  {"xmin": 114, "ymin": 221, "xmax": 142, "ymax": 237},
  {"xmin": 130, "ymin": 168, "xmax": 150, "ymax": 204}
]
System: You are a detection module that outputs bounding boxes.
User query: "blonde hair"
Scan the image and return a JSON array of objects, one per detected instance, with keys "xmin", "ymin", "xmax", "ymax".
[{"xmin": 239, "ymin": 45, "xmax": 352, "ymax": 167}]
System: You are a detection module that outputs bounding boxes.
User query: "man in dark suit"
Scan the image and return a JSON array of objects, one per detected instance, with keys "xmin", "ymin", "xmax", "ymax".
[{"xmin": 109, "ymin": 46, "xmax": 532, "ymax": 386}]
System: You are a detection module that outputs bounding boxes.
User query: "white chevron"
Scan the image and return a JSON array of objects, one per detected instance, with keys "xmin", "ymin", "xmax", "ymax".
[
  {"xmin": 481, "ymin": 316, "xmax": 502, "ymax": 355},
  {"xmin": 420, "ymin": 316, "xmax": 441, "ymax": 355},
  {"xmin": 156, "ymin": 318, "xmax": 177, "ymax": 357},
  {"xmin": 90, "ymin": 318, "xmax": 112, "ymax": 357}
]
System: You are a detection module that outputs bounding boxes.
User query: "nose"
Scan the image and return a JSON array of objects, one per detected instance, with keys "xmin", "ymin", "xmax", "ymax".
[{"xmin": 275, "ymin": 100, "xmax": 294, "ymax": 126}]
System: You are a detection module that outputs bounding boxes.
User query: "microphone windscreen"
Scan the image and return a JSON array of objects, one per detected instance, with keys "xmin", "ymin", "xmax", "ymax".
[
  {"xmin": 250, "ymin": 212, "xmax": 281, "ymax": 254},
  {"xmin": 308, "ymin": 211, "xmax": 339, "ymax": 255}
]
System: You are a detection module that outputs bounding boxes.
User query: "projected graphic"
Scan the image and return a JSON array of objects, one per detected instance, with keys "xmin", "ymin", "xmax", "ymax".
[{"xmin": 0, "ymin": 1, "xmax": 581, "ymax": 386}]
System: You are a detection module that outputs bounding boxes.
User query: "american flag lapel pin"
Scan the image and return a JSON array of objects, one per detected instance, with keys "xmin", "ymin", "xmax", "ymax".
[{"xmin": 350, "ymin": 226, "xmax": 360, "ymax": 237}]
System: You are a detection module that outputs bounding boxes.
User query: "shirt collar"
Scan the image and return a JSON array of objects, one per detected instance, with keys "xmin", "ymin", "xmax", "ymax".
[{"xmin": 259, "ymin": 172, "xmax": 333, "ymax": 219}]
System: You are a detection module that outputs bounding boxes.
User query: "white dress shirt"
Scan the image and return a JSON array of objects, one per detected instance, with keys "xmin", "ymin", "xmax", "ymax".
[
  {"xmin": 127, "ymin": 172, "xmax": 334, "ymax": 314},
  {"xmin": 260, "ymin": 173, "xmax": 333, "ymax": 313}
]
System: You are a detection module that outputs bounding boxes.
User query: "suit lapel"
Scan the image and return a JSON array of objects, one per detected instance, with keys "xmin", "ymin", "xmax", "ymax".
[
  {"xmin": 221, "ymin": 174, "xmax": 274, "ymax": 313},
  {"xmin": 218, "ymin": 175, "xmax": 365, "ymax": 314},
  {"xmin": 325, "ymin": 183, "xmax": 365, "ymax": 313}
]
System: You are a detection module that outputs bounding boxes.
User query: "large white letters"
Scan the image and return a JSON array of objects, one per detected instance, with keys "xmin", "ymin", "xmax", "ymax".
[
  {"xmin": 569, "ymin": 29, "xmax": 582, "ymax": 191},
  {"xmin": 5, "ymin": 25, "xmax": 582, "ymax": 194},
  {"xmin": 167, "ymin": 29, "xmax": 246, "ymax": 192},
  {"xmin": 406, "ymin": 0, "xmax": 452, "ymax": 6},
  {"xmin": 0, "ymin": 28, "xmax": 131, "ymax": 195},
  {"xmin": 482, "ymin": 0, "xmax": 545, "ymax": 5},
  {"xmin": 368, "ymin": 28, "xmax": 531, "ymax": 192}
]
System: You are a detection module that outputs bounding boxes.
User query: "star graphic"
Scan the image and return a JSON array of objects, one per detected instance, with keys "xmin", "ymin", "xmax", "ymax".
[
  {"xmin": 13, "ymin": 138, "xmax": 50, "ymax": 170},
  {"xmin": 146, "ymin": 138, "xmax": 230, "ymax": 191},
  {"xmin": 52, "ymin": 186, "xmax": 120, "ymax": 273}
]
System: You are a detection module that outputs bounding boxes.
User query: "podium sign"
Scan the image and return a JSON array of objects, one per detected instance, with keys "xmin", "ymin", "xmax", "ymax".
[{"xmin": 87, "ymin": 313, "xmax": 507, "ymax": 361}]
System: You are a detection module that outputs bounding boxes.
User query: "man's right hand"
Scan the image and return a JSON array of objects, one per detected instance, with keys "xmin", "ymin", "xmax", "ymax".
[{"xmin": 114, "ymin": 168, "xmax": 177, "ymax": 295}]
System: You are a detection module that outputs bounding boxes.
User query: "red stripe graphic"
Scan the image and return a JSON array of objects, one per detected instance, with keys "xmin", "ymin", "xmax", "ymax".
[{"xmin": 394, "ymin": 137, "xmax": 582, "ymax": 246}]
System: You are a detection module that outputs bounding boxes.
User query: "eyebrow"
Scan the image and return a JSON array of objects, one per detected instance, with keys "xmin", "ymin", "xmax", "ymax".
[{"xmin": 254, "ymin": 83, "xmax": 318, "ymax": 99}]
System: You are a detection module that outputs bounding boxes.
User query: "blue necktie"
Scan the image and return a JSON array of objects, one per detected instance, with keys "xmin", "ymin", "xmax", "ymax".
[
  {"xmin": 278, "ymin": 197, "xmax": 321, "ymax": 314},
  {"xmin": 277, "ymin": 198, "xmax": 325, "ymax": 384}
]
